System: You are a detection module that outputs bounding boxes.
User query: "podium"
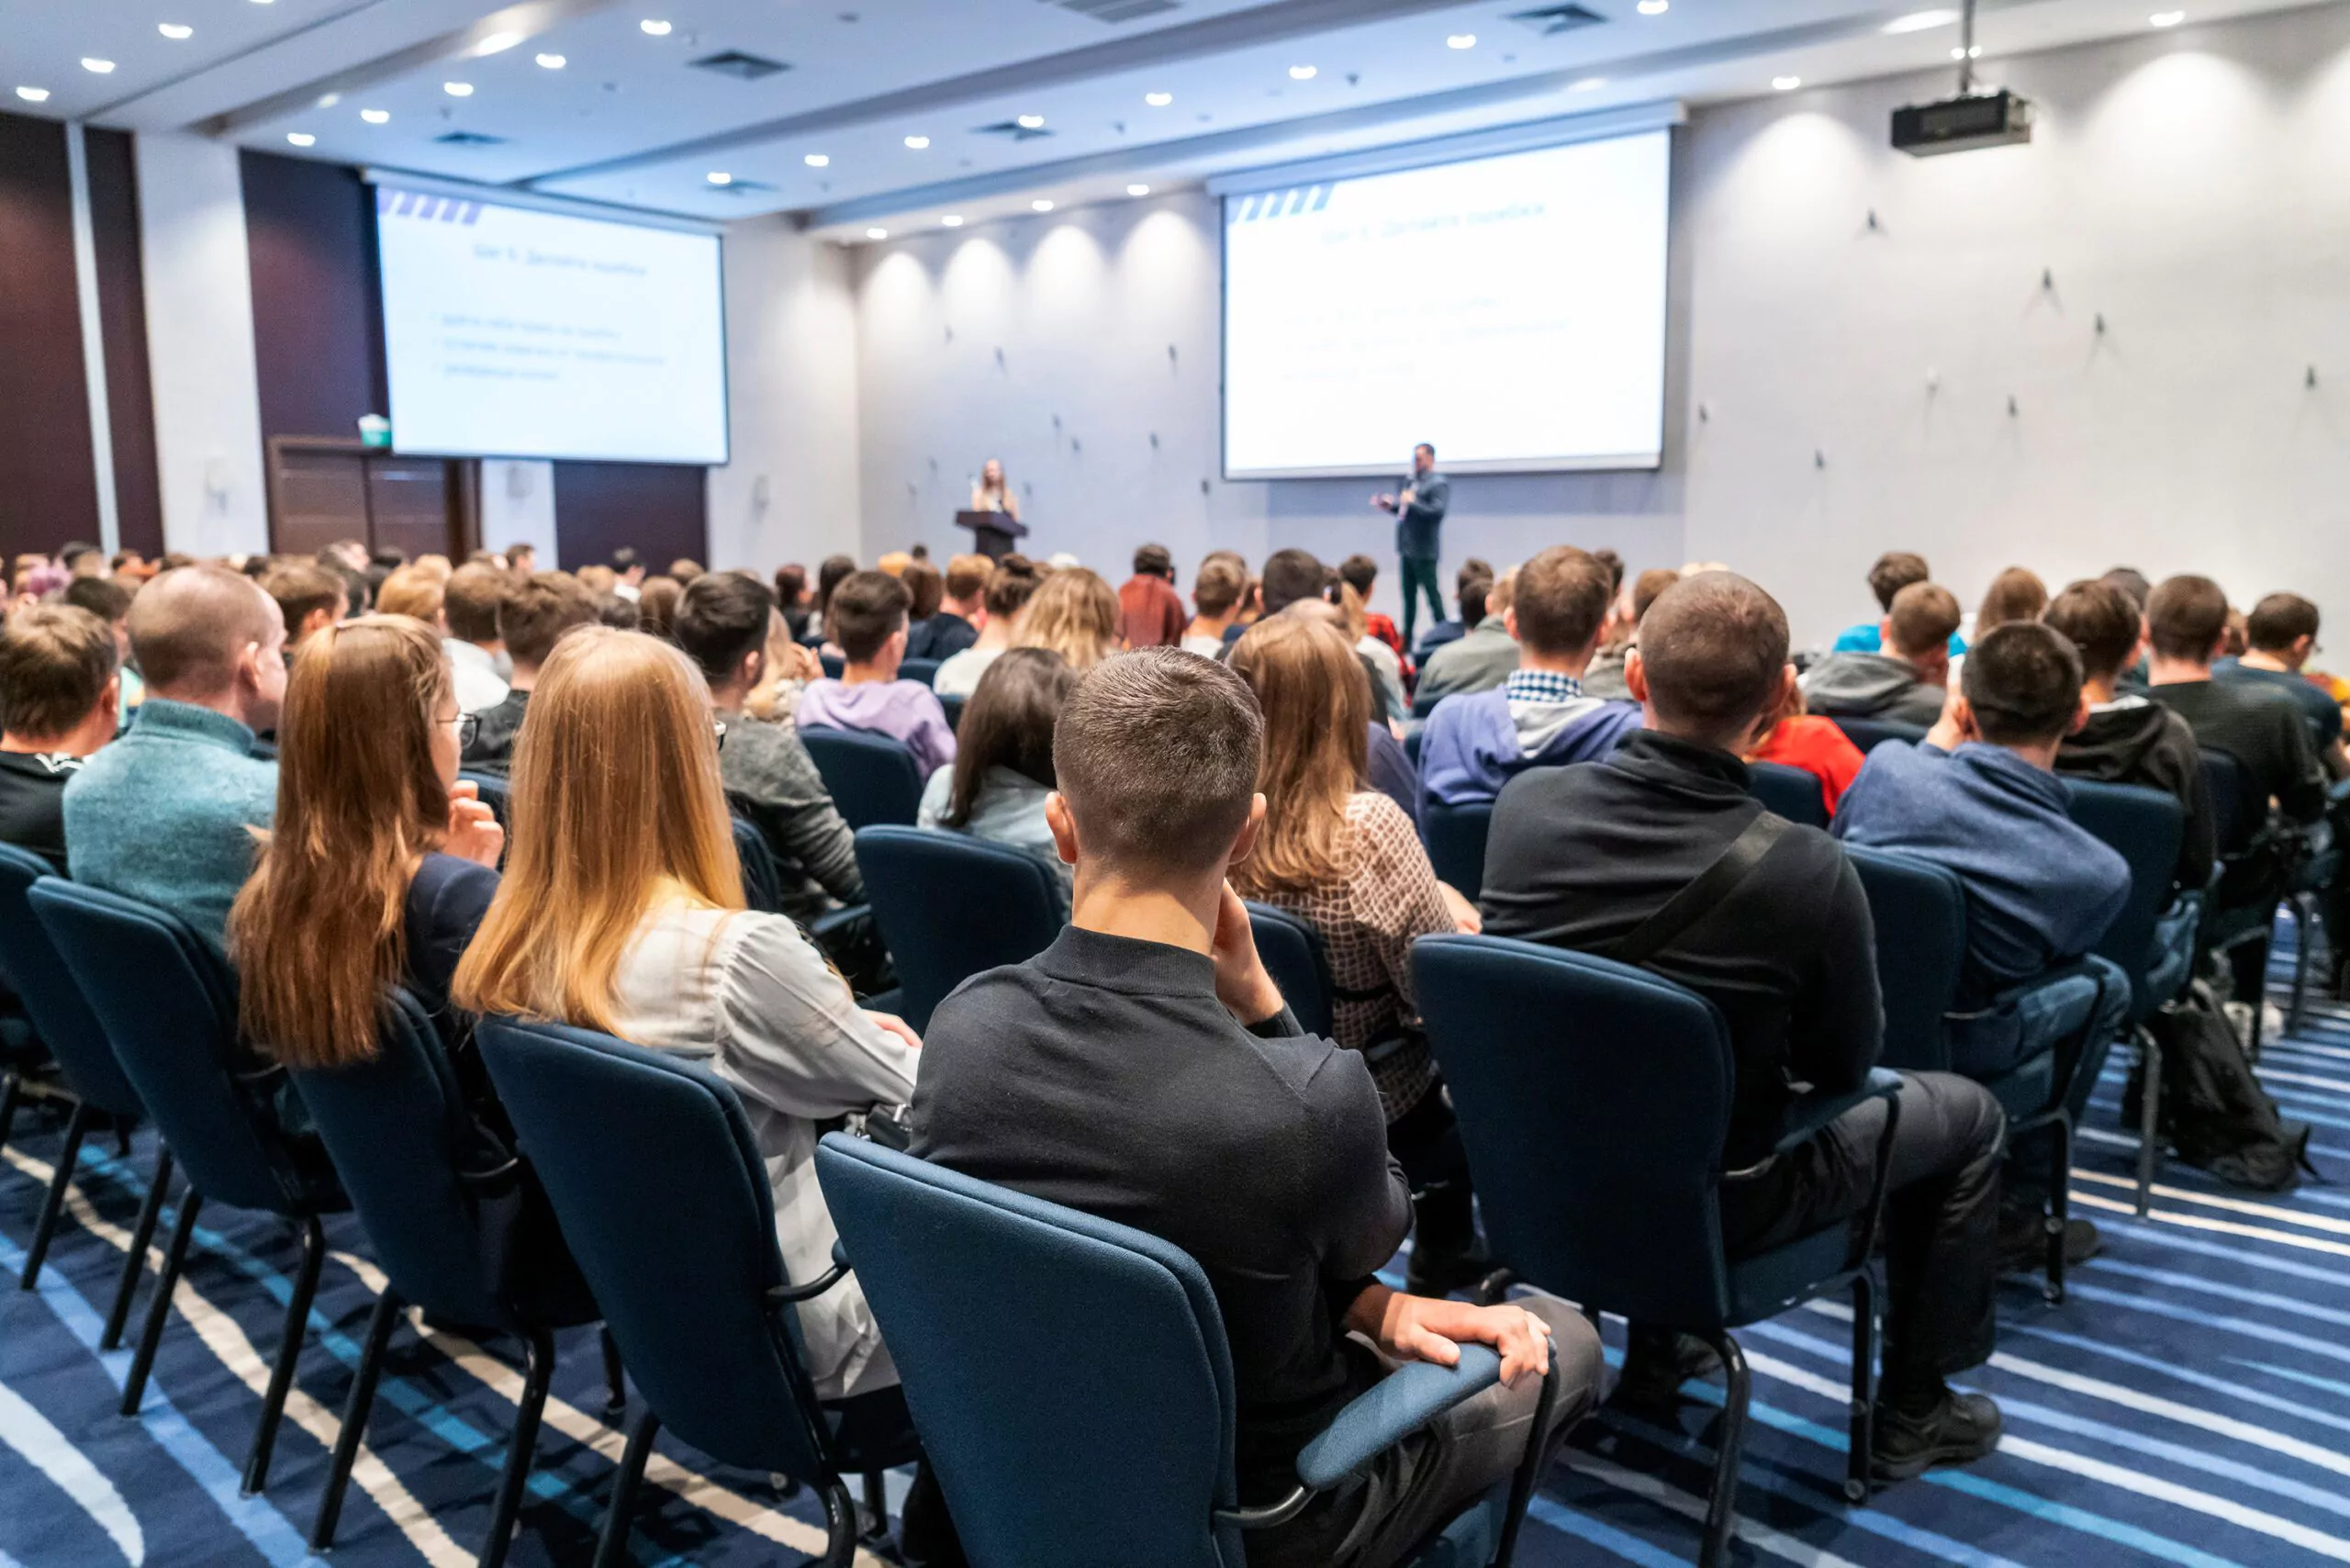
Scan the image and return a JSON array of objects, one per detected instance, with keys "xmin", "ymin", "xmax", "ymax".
[{"xmin": 957, "ymin": 509, "xmax": 1027, "ymax": 562}]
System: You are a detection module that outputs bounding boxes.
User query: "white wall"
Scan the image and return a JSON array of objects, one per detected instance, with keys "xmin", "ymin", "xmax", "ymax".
[
  {"xmin": 708, "ymin": 217, "xmax": 865, "ymax": 573},
  {"xmin": 134, "ymin": 132, "xmax": 269, "ymax": 558}
]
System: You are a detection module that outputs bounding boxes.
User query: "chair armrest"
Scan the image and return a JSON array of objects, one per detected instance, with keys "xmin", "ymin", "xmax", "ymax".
[
  {"xmin": 1292, "ymin": 1344, "xmax": 1501, "ymax": 1493},
  {"xmin": 769, "ymin": 1248, "xmax": 852, "ymax": 1305},
  {"xmin": 1773, "ymin": 1069, "xmax": 1902, "ymax": 1157},
  {"xmin": 808, "ymin": 904, "xmax": 869, "ymax": 944}
]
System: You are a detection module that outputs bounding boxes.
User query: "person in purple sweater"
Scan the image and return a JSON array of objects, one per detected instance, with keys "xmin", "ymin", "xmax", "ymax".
[
  {"xmin": 795, "ymin": 569, "xmax": 957, "ymax": 777},
  {"xmin": 1417, "ymin": 545, "xmax": 1642, "ymax": 813}
]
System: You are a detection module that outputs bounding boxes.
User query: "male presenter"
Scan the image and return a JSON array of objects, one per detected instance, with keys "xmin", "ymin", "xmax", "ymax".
[{"xmin": 1371, "ymin": 442, "xmax": 1450, "ymax": 648}]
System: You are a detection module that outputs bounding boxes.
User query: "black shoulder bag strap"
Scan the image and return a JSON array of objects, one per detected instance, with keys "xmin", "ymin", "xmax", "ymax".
[{"xmin": 1604, "ymin": 810, "xmax": 1791, "ymax": 969}]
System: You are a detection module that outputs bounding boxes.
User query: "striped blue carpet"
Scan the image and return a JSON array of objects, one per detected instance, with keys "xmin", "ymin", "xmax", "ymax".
[{"xmin": 6, "ymin": 945, "xmax": 2349, "ymax": 1566}]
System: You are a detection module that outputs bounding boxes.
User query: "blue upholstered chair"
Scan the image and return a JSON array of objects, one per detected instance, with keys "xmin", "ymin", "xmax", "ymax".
[
  {"xmin": 1746, "ymin": 760, "xmax": 1830, "ymax": 828},
  {"xmin": 0, "ymin": 846, "xmax": 171, "ymax": 1349},
  {"xmin": 1844, "ymin": 846, "xmax": 2126, "ymax": 1300},
  {"xmin": 730, "ymin": 814, "xmax": 788, "ymax": 915},
  {"xmin": 815, "ymin": 1133, "xmax": 1553, "ymax": 1568},
  {"xmin": 802, "ymin": 726, "xmax": 927, "ymax": 831},
  {"xmin": 1244, "ymin": 902, "xmax": 1334, "ymax": 1038},
  {"xmin": 1423, "ymin": 801, "xmax": 1493, "ymax": 904},
  {"xmin": 1829, "ymin": 717, "xmax": 1926, "ymax": 754},
  {"xmin": 1412, "ymin": 935, "xmax": 1899, "ymax": 1567},
  {"xmin": 292, "ymin": 989, "xmax": 615, "ymax": 1563},
  {"xmin": 853, "ymin": 826, "xmax": 1063, "ymax": 1030},
  {"xmin": 820, "ymin": 651, "xmax": 845, "ymax": 680},
  {"xmin": 899, "ymin": 656, "xmax": 941, "ymax": 689},
  {"xmin": 30, "ymin": 879, "xmax": 346, "ymax": 1495},
  {"xmin": 2196, "ymin": 748, "xmax": 2311, "ymax": 1057},
  {"xmin": 459, "ymin": 770, "xmax": 511, "ymax": 832},
  {"xmin": 940, "ymin": 693, "xmax": 967, "ymax": 734},
  {"xmin": 475, "ymin": 1018, "xmax": 918, "ymax": 1568}
]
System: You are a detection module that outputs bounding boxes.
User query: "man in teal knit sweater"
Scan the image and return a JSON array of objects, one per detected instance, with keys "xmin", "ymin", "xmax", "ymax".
[{"xmin": 65, "ymin": 565, "xmax": 287, "ymax": 952}]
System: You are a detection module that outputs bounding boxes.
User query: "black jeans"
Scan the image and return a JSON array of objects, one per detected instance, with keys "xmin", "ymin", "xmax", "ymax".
[
  {"xmin": 1398, "ymin": 557, "xmax": 1445, "ymax": 651},
  {"xmin": 1719, "ymin": 1070, "xmax": 2005, "ymax": 1401}
]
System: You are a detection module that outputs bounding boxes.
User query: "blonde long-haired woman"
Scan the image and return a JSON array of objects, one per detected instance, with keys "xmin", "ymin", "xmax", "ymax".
[
  {"xmin": 968, "ymin": 456, "xmax": 1019, "ymax": 521},
  {"xmin": 1225, "ymin": 615, "xmax": 1484, "ymax": 1295},
  {"xmin": 1013, "ymin": 566, "xmax": 1121, "ymax": 671},
  {"xmin": 452, "ymin": 627, "xmax": 919, "ymax": 1405}
]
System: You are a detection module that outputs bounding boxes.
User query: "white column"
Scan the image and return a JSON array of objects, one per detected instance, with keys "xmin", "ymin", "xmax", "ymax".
[{"xmin": 64, "ymin": 123, "xmax": 118, "ymax": 554}]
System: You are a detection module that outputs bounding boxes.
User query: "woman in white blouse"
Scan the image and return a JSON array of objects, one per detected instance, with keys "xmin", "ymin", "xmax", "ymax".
[{"xmin": 454, "ymin": 625, "xmax": 919, "ymax": 1405}]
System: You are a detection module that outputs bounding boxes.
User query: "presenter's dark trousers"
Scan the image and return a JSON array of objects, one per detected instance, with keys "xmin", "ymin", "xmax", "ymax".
[{"xmin": 1399, "ymin": 555, "xmax": 1445, "ymax": 650}]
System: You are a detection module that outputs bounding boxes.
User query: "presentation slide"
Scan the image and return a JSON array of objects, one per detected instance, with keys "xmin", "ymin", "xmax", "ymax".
[
  {"xmin": 375, "ymin": 186, "xmax": 728, "ymax": 465},
  {"xmin": 1223, "ymin": 131, "xmax": 1671, "ymax": 478}
]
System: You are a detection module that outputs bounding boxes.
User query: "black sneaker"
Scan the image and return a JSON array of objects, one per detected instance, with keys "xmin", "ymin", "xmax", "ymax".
[
  {"xmin": 1872, "ymin": 1390, "xmax": 2002, "ymax": 1483},
  {"xmin": 1997, "ymin": 1208, "xmax": 2101, "ymax": 1273},
  {"xmin": 1608, "ymin": 1331, "xmax": 1723, "ymax": 1415}
]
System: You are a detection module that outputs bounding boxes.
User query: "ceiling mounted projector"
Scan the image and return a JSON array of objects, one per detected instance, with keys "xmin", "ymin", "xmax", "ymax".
[{"xmin": 1891, "ymin": 87, "xmax": 2032, "ymax": 155}]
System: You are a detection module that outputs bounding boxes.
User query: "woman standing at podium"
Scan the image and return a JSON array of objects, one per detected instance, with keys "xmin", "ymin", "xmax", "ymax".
[{"xmin": 969, "ymin": 458, "xmax": 1021, "ymax": 521}]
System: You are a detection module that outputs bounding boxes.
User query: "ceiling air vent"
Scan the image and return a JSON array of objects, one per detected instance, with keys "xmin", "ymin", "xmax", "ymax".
[
  {"xmin": 973, "ymin": 118, "xmax": 1055, "ymax": 140},
  {"xmin": 433, "ymin": 129, "xmax": 506, "ymax": 146},
  {"xmin": 1042, "ymin": 0, "xmax": 1181, "ymax": 23},
  {"xmin": 1507, "ymin": 4, "xmax": 1606, "ymax": 36},
  {"xmin": 690, "ymin": 49, "xmax": 790, "ymax": 80}
]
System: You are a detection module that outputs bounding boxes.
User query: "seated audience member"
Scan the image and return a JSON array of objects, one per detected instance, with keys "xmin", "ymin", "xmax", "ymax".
[
  {"xmin": 1218, "ymin": 549, "xmax": 1327, "ymax": 651},
  {"xmin": 2149, "ymin": 574, "xmax": 2326, "ymax": 829},
  {"xmin": 59, "ymin": 542, "xmax": 102, "ymax": 579},
  {"xmin": 1745, "ymin": 686, "xmax": 1867, "ymax": 816},
  {"xmin": 674, "ymin": 572, "xmax": 866, "ymax": 923},
  {"xmin": 1478, "ymin": 572, "xmax": 2006, "ymax": 1473},
  {"xmin": 775, "ymin": 564, "xmax": 813, "ymax": 642},
  {"xmin": 0, "ymin": 606, "xmax": 121, "ymax": 871},
  {"xmin": 453, "ymin": 629, "xmax": 930, "ymax": 1438},
  {"xmin": 1975, "ymin": 566, "xmax": 2048, "ymax": 635},
  {"xmin": 1229, "ymin": 618, "xmax": 1487, "ymax": 1293},
  {"xmin": 65, "ymin": 566, "xmax": 286, "ymax": 950},
  {"xmin": 1418, "ymin": 547, "xmax": 1641, "ymax": 811},
  {"xmin": 1013, "ymin": 566, "xmax": 1123, "ymax": 674},
  {"xmin": 62, "ymin": 574, "xmax": 143, "ymax": 708},
  {"xmin": 1834, "ymin": 551, "xmax": 1935, "ymax": 654},
  {"xmin": 745, "ymin": 608, "xmax": 823, "ymax": 724},
  {"xmin": 1335, "ymin": 579, "xmax": 1407, "ymax": 722},
  {"xmin": 878, "ymin": 550, "xmax": 913, "ymax": 578},
  {"xmin": 917, "ymin": 648, "xmax": 1076, "ymax": 897},
  {"xmin": 594, "ymin": 591, "xmax": 641, "ymax": 631},
  {"xmin": 811, "ymin": 553, "xmax": 858, "ymax": 649},
  {"xmin": 895, "ymin": 562, "xmax": 946, "ymax": 659},
  {"xmin": 797, "ymin": 571, "xmax": 958, "ymax": 775},
  {"xmin": 576, "ymin": 564, "xmax": 620, "ymax": 598},
  {"xmin": 668, "ymin": 557, "xmax": 705, "ymax": 584},
  {"xmin": 2221, "ymin": 593, "xmax": 2345, "ymax": 764},
  {"xmin": 1412, "ymin": 563, "xmax": 1490, "ymax": 668},
  {"xmin": 1118, "ymin": 543, "xmax": 1189, "ymax": 650},
  {"xmin": 1583, "ymin": 567, "xmax": 1678, "ymax": 700},
  {"xmin": 2043, "ymin": 579, "xmax": 2216, "ymax": 896},
  {"xmin": 503, "ymin": 543, "xmax": 536, "ymax": 579},
  {"xmin": 636, "ymin": 575, "xmax": 684, "ymax": 639},
  {"xmin": 374, "ymin": 566, "xmax": 445, "ymax": 628},
  {"xmin": 1412, "ymin": 566, "xmax": 1522, "ymax": 713},
  {"xmin": 463, "ymin": 572, "xmax": 600, "ymax": 776},
  {"xmin": 228, "ymin": 617, "xmax": 505, "ymax": 1063},
  {"xmin": 1337, "ymin": 554, "xmax": 1407, "ymax": 662},
  {"xmin": 442, "ymin": 563, "xmax": 512, "ymax": 712},
  {"xmin": 912, "ymin": 649, "xmax": 1597, "ymax": 1564},
  {"xmin": 609, "ymin": 546, "xmax": 645, "ymax": 600},
  {"xmin": 1801, "ymin": 581, "xmax": 1962, "ymax": 729},
  {"xmin": 1181, "ymin": 554, "xmax": 1248, "ymax": 656},
  {"xmin": 262, "ymin": 560, "xmax": 350, "ymax": 659},
  {"xmin": 933, "ymin": 554, "xmax": 1040, "ymax": 698},
  {"xmin": 904, "ymin": 554, "xmax": 986, "ymax": 663}
]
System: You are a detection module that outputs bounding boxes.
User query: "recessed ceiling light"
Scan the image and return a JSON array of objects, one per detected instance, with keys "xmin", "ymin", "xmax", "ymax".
[
  {"xmin": 1032, "ymin": 198, "xmax": 1054, "ymax": 212},
  {"xmin": 1144, "ymin": 91, "xmax": 1172, "ymax": 106},
  {"xmin": 1637, "ymin": 0, "xmax": 1668, "ymax": 13},
  {"xmin": 707, "ymin": 171, "xmax": 732, "ymax": 185},
  {"xmin": 1948, "ymin": 44, "xmax": 1981, "ymax": 58},
  {"xmin": 16, "ymin": 86, "xmax": 50, "ymax": 102},
  {"xmin": 158, "ymin": 23, "xmax": 194, "ymax": 39},
  {"xmin": 640, "ymin": 17, "xmax": 672, "ymax": 35},
  {"xmin": 804, "ymin": 152, "xmax": 829, "ymax": 167},
  {"xmin": 1773, "ymin": 74, "xmax": 1802, "ymax": 90},
  {"xmin": 1016, "ymin": 113, "xmax": 1045, "ymax": 129},
  {"xmin": 941, "ymin": 215, "xmax": 963, "ymax": 227},
  {"xmin": 444, "ymin": 81, "xmax": 474, "ymax": 96},
  {"xmin": 81, "ymin": 58, "xmax": 116, "ymax": 74},
  {"xmin": 1447, "ymin": 33, "xmax": 1475, "ymax": 50},
  {"xmin": 904, "ymin": 135, "xmax": 929, "ymax": 149},
  {"xmin": 1127, "ymin": 184, "xmax": 1150, "ymax": 196},
  {"xmin": 1287, "ymin": 64, "xmax": 1316, "ymax": 80},
  {"xmin": 317, "ymin": 92, "xmax": 340, "ymax": 106},
  {"xmin": 287, "ymin": 132, "xmax": 316, "ymax": 147},
  {"xmin": 537, "ymin": 52, "xmax": 565, "ymax": 69},
  {"xmin": 867, "ymin": 228, "xmax": 889, "ymax": 240},
  {"xmin": 2150, "ymin": 9, "xmax": 2186, "ymax": 25},
  {"xmin": 476, "ymin": 29, "xmax": 522, "ymax": 54},
  {"xmin": 1570, "ymin": 76, "xmax": 1606, "ymax": 91},
  {"xmin": 1883, "ymin": 8, "xmax": 1959, "ymax": 32},
  {"xmin": 360, "ymin": 108, "xmax": 389, "ymax": 123}
]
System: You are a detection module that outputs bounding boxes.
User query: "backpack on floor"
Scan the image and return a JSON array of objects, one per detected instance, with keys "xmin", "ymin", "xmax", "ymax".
[{"xmin": 2125, "ymin": 980, "xmax": 2313, "ymax": 1193}]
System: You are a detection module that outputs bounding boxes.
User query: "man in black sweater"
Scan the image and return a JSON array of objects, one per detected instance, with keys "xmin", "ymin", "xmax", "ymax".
[
  {"xmin": 1478, "ymin": 572, "xmax": 2007, "ymax": 1484},
  {"xmin": 912, "ymin": 649, "xmax": 1598, "ymax": 1567}
]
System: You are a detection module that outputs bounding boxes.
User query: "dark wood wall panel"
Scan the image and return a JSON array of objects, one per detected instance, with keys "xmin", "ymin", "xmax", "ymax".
[
  {"xmin": 552, "ymin": 462, "xmax": 708, "ymax": 572},
  {"xmin": 0, "ymin": 111, "xmax": 98, "ymax": 557},
  {"xmin": 84, "ymin": 127, "xmax": 162, "ymax": 558},
  {"xmin": 241, "ymin": 150, "xmax": 386, "ymax": 446}
]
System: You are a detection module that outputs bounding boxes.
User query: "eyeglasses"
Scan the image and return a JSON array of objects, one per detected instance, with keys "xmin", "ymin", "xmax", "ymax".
[{"xmin": 441, "ymin": 711, "xmax": 480, "ymax": 751}]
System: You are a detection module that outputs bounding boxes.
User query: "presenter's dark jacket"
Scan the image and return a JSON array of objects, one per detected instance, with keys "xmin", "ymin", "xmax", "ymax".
[{"xmin": 1394, "ymin": 471, "xmax": 1450, "ymax": 563}]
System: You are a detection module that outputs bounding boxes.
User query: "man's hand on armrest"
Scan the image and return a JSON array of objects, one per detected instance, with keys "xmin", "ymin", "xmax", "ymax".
[{"xmin": 1344, "ymin": 1283, "xmax": 1553, "ymax": 1388}]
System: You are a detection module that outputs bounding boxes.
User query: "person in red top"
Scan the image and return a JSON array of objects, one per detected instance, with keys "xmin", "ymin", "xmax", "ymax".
[
  {"xmin": 1117, "ymin": 543, "xmax": 1189, "ymax": 649},
  {"xmin": 1747, "ymin": 685, "xmax": 1868, "ymax": 816}
]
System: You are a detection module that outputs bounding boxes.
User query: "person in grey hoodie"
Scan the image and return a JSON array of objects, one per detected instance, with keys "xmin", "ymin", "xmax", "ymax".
[
  {"xmin": 1801, "ymin": 580, "xmax": 1962, "ymax": 730},
  {"xmin": 916, "ymin": 647, "xmax": 1076, "ymax": 903}
]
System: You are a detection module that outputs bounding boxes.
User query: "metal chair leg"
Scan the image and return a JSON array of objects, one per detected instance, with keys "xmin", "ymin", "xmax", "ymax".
[
  {"xmin": 2044, "ymin": 1114, "xmax": 2074, "ymax": 1305},
  {"xmin": 2288, "ymin": 895, "xmax": 2316, "ymax": 1038},
  {"xmin": 480, "ymin": 1328, "xmax": 554, "ymax": 1568},
  {"xmin": 1697, "ymin": 1332, "xmax": 1750, "ymax": 1568},
  {"xmin": 101, "ymin": 1144, "xmax": 173, "ymax": 1350},
  {"xmin": 1494, "ymin": 1355, "xmax": 1561, "ymax": 1567},
  {"xmin": 0, "ymin": 1070, "xmax": 20, "ymax": 1157},
  {"xmin": 242, "ymin": 1214, "xmax": 325, "ymax": 1495},
  {"xmin": 592, "ymin": 1408, "xmax": 661, "ymax": 1568},
  {"xmin": 2136, "ymin": 1027, "xmax": 2161, "ymax": 1217},
  {"xmin": 123, "ymin": 1189, "xmax": 202, "ymax": 1416},
  {"xmin": 311, "ymin": 1285, "xmax": 402, "ymax": 1551},
  {"xmin": 859, "ymin": 1470, "xmax": 890, "ymax": 1543},
  {"xmin": 1844, "ymin": 1270, "xmax": 1879, "ymax": 1504},
  {"xmin": 820, "ymin": 1478, "xmax": 861, "ymax": 1568},
  {"xmin": 600, "ymin": 1325, "xmax": 627, "ymax": 1422},
  {"xmin": 20, "ymin": 1102, "xmax": 90, "ymax": 1289}
]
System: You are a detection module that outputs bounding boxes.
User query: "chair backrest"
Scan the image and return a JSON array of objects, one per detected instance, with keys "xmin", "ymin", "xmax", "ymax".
[
  {"xmin": 854, "ymin": 827, "xmax": 1064, "ymax": 1030},
  {"xmin": 30, "ymin": 879, "xmax": 314, "ymax": 1213},
  {"xmin": 1244, "ymin": 902, "xmax": 1334, "ymax": 1038},
  {"xmin": 1404, "ymin": 726, "xmax": 1423, "ymax": 768},
  {"xmin": 1746, "ymin": 760, "xmax": 1830, "ymax": 828},
  {"xmin": 1414, "ymin": 935, "xmax": 1737, "ymax": 1330},
  {"xmin": 729, "ymin": 813, "xmax": 788, "ymax": 915},
  {"xmin": 802, "ymin": 726, "xmax": 926, "ymax": 831},
  {"xmin": 1844, "ymin": 845, "xmax": 1966, "ymax": 1072},
  {"xmin": 0, "ymin": 847, "xmax": 142, "ymax": 1117},
  {"xmin": 1422, "ymin": 801, "xmax": 1493, "ymax": 903},
  {"xmin": 1830, "ymin": 716, "xmax": 1926, "ymax": 753},
  {"xmin": 815, "ymin": 1134, "xmax": 1239, "ymax": 1568},
  {"xmin": 2199, "ymin": 749, "xmax": 2254, "ymax": 855},
  {"xmin": 940, "ymin": 693, "xmax": 967, "ymax": 734},
  {"xmin": 290, "ymin": 990, "xmax": 509, "ymax": 1327},
  {"xmin": 475, "ymin": 1017, "xmax": 831, "ymax": 1479},
  {"xmin": 900, "ymin": 657, "xmax": 941, "ymax": 689},
  {"xmin": 819, "ymin": 651, "xmax": 845, "ymax": 679},
  {"xmin": 2064, "ymin": 778, "xmax": 2186, "ymax": 1022}
]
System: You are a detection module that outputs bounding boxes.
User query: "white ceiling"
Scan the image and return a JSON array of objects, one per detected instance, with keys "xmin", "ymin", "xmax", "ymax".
[{"xmin": 1, "ymin": 0, "xmax": 2333, "ymax": 233}]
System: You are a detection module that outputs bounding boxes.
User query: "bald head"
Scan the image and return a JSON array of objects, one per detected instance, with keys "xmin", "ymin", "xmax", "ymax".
[
  {"xmin": 1632, "ymin": 572, "xmax": 1791, "ymax": 749},
  {"xmin": 129, "ymin": 566, "xmax": 284, "ymax": 699}
]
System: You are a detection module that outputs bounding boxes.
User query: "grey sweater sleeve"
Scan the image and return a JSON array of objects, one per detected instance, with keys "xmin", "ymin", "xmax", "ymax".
[{"xmin": 728, "ymin": 724, "xmax": 865, "ymax": 904}]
